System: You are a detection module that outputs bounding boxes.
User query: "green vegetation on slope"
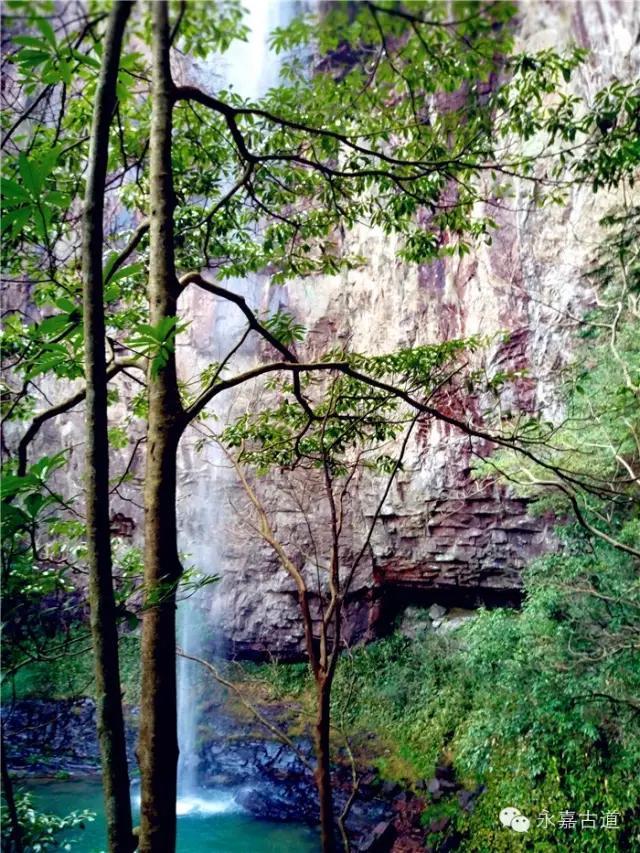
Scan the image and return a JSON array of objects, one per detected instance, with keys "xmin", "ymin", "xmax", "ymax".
[
  {"xmin": 1, "ymin": 632, "xmax": 141, "ymax": 706},
  {"xmin": 240, "ymin": 539, "xmax": 639, "ymax": 851},
  {"xmin": 242, "ymin": 207, "xmax": 640, "ymax": 851}
]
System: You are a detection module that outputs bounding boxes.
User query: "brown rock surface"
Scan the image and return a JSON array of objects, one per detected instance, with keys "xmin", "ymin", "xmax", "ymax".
[{"xmin": 6, "ymin": 2, "xmax": 638, "ymax": 657}]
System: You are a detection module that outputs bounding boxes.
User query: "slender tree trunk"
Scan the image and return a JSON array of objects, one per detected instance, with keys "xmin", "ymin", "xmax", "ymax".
[
  {"xmin": 138, "ymin": 3, "xmax": 183, "ymax": 850},
  {"xmin": 81, "ymin": 3, "xmax": 135, "ymax": 851},
  {"xmin": 315, "ymin": 675, "xmax": 337, "ymax": 853},
  {"xmin": 1, "ymin": 728, "xmax": 23, "ymax": 853}
]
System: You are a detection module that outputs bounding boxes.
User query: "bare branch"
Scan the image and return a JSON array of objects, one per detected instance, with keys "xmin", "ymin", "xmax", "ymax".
[
  {"xmin": 179, "ymin": 271, "xmax": 314, "ymax": 419},
  {"xmin": 181, "ymin": 360, "xmax": 346, "ymax": 427},
  {"xmin": 225, "ymin": 448, "xmax": 319, "ymax": 677},
  {"xmin": 177, "ymin": 649, "xmax": 314, "ymax": 772}
]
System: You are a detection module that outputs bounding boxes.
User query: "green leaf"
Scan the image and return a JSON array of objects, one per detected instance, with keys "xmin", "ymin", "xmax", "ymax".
[
  {"xmin": 2, "ymin": 206, "xmax": 32, "ymax": 235},
  {"xmin": 54, "ymin": 297, "xmax": 77, "ymax": 313},
  {"xmin": 1, "ymin": 473, "xmax": 35, "ymax": 500},
  {"xmin": 127, "ymin": 317, "xmax": 188, "ymax": 378},
  {"xmin": 2, "ymin": 177, "xmax": 30, "ymax": 201},
  {"xmin": 104, "ymin": 282, "xmax": 121, "ymax": 302},
  {"xmin": 39, "ymin": 313, "xmax": 72, "ymax": 335},
  {"xmin": 109, "ymin": 261, "xmax": 144, "ymax": 284},
  {"xmin": 18, "ymin": 152, "xmax": 42, "ymax": 195},
  {"xmin": 71, "ymin": 48, "xmax": 100, "ymax": 70},
  {"xmin": 58, "ymin": 58, "xmax": 72, "ymax": 86},
  {"xmin": 35, "ymin": 16, "xmax": 56, "ymax": 48},
  {"xmin": 12, "ymin": 35, "xmax": 49, "ymax": 49},
  {"xmin": 16, "ymin": 48, "xmax": 51, "ymax": 67}
]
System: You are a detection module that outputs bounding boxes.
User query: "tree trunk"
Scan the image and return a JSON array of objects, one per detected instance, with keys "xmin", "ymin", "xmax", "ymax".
[
  {"xmin": 81, "ymin": 3, "xmax": 135, "ymax": 851},
  {"xmin": 315, "ymin": 675, "xmax": 337, "ymax": 853},
  {"xmin": 138, "ymin": 3, "xmax": 183, "ymax": 850},
  {"xmin": 1, "ymin": 728, "xmax": 23, "ymax": 853}
]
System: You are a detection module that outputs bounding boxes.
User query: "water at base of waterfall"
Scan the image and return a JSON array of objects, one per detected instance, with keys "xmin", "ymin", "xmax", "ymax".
[
  {"xmin": 174, "ymin": 0, "xmax": 299, "ymax": 807},
  {"xmin": 28, "ymin": 777, "xmax": 320, "ymax": 852},
  {"xmin": 175, "ymin": 789, "xmax": 239, "ymax": 817}
]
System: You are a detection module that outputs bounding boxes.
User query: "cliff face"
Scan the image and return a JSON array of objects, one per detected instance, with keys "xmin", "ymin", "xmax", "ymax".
[
  {"xmin": 9, "ymin": 3, "xmax": 636, "ymax": 659},
  {"xmin": 171, "ymin": 1, "xmax": 638, "ymax": 659}
]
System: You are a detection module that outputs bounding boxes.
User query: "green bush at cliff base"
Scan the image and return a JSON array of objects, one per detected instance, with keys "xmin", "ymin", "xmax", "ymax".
[
  {"xmin": 0, "ymin": 631, "xmax": 141, "ymax": 706},
  {"xmin": 243, "ymin": 524, "xmax": 639, "ymax": 851},
  {"xmin": 327, "ymin": 535, "xmax": 640, "ymax": 851}
]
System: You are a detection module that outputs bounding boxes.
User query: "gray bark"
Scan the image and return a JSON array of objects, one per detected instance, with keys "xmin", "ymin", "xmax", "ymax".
[
  {"xmin": 81, "ymin": 3, "xmax": 135, "ymax": 851},
  {"xmin": 138, "ymin": 3, "xmax": 183, "ymax": 850}
]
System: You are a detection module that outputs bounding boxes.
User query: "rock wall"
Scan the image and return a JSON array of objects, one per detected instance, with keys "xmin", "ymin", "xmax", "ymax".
[
  {"xmin": 173, "ymin": 0, "xmax": 638, "ymax": 659},
  {"xmin": 1, "ymin": 698, "xmax": 398, "ymax": 847},
  {"xmin": 7, "ymin": 2, "xmax": 638, "ymax": 659}
]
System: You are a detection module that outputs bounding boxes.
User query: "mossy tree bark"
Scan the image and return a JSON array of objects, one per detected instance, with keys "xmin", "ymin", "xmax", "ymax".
[
  {"xmin": 1, "ymin": 728, "xmax": 23, "ymax": 853},
  {"xmin": 81, "ymin": 3, "xmax": 135, "ymax": 850},
  {"xmin": 137, "ymin": 3, "xmax": 184, "ymax": 850},
  {"xmin": 315, "ymin": 674, "xmax": 338, "ymax": 853}
]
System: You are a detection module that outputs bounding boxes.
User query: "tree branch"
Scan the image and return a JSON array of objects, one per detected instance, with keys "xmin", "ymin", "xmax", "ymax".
[
  {"xmin": 174, "ymin": 85, "xmax": 441, "ymax": 173},
  {"xmin": 16, "ymin": 359, "xmax": 142, "ymax": 476},
  {"xmin": 181, "ymin": 360, "xmax": 343, "ymax": 427},
  {"xmin": 178, "ymin": 649, "xmax": 315, "ymax": 772},
  {"xmin": 179, "ymin": 270, "xmax": 314, "ymax": 419},
  {"xmin": 105, "ymin": 220, "xmax": 149, "ymax": 284},
  {"xmin": 224, "ymin": 449, "xmax": 320, "ymax": 678}
]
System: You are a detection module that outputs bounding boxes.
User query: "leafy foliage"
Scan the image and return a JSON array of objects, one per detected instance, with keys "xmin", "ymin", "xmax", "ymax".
[
  {"xmin": 1, "ymin": 789, "xmax": 95, "ymax": 852},
  {"xmin": 236, "ymin": 206, "xmax": 639, "ymax": 849},
  {"xmin": 1, "ymin": 632, "xmax": 142, "ymax": 706},
  {"xmin": 1, "ymin": 454, "xmax": 83, "ymax": 678},
  {"xmin": 327, "ymin": 568, "xmax": 639, "ymax": 850},
  {"xmin": 0, "ymin": 449, "xmax": 144, "ymax": 696},
  {"xmin": 4, "ymin": 0, "xmax": 632, "ymax": 433},
  {"xmin": 261, "ymin": 310, "xmax": 306, "ymax": 346},
  {"xmin": 475, "ymin": 206, "xmax": 639, "ymax": 557},
  {"xmin": 222, "ymin": 338, "xmax": 480, "ymax": 471},
  {"xmin": 1, "ymin": 4, "xmax": 638, "ymax": 848},
  {"xmin": 127, "ymin": 317, "xmax": 188, "ymax": 378}
]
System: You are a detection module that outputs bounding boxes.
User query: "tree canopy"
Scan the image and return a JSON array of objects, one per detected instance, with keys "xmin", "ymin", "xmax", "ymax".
[{"xmin": 1, "ymin": 1, "xmax": 638, "ymax": 851}]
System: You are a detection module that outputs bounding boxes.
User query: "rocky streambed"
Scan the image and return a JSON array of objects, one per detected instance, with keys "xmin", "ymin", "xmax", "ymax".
[{"xmin": 2, "ymin": 698, "xmax": 480, "ymax": 851}]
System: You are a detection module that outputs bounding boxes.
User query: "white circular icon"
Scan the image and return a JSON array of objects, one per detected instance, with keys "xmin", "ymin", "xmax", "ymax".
[
  {"xmin": 511, "ymin": 815, "xmax": 531, "ymax": 833},
  {"xmin": 499, "ymin": 807, "xmax": 521, "ymax": 827}
]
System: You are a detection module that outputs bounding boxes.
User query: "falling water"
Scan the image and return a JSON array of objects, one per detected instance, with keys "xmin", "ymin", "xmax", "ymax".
[{"xmin": 175, "ymin": 0, "xmax": 297, "ymax": 815}]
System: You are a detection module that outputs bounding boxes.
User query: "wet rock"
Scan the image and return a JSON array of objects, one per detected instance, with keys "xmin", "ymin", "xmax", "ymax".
[
  {"xmin": 438, "ymin": 834, "xmax": 463, "ymax": 852},
  {"xmin": 458, "ymin": 785, "xmax": 484, "ymax": 813},
  {"xmin": 388, "ymin": 793, "xmax": 428, "ymax": 852},
  {"xmin": 434, "ymin": 765, "xmax": 456, "ymax": 783},
  {"xmin": 428, "ymin": 816, "xmax": 450, "ymax": 833},
  {"xmin": 1, "ymin": 698, "xmax": 136, "ymax": 773},
  {"xmin": 392, "ymin": 839, "xmax": 426, "ymax": 853},
  {"xmin": 428, "ymin": 604, "xmax": 447, "ymax": 621},
  {"xmin": 435, "ymin": 608, "xmax": 477, "ymax": 635},
  {"xmin": 357, "ymin": 819, "xmax": 397, "ymax": 852},
  {"xmin": 398, "ymin": 606, "xmax": 432, "ymax": 640}
]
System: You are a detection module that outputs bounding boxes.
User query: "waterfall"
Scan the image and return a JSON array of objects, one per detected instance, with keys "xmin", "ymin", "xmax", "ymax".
[{"xmin": 175, "ymin": 0, "xmax": 297, "ymax": 814}]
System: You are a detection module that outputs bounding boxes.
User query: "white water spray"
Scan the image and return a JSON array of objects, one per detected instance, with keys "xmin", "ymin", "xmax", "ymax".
[{"xmin": 175, "ymin": 0, "xmax": 297, "ymax": 815}]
